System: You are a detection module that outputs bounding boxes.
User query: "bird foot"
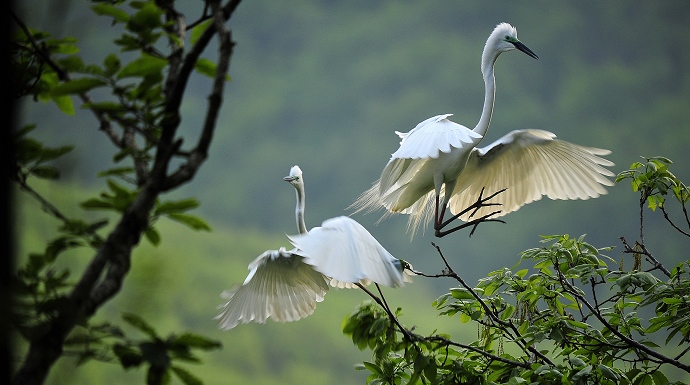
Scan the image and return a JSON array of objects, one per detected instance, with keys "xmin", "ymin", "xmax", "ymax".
[{"xmin": 433, "ymin": 187, "xmax": 506, "ymax": 238}]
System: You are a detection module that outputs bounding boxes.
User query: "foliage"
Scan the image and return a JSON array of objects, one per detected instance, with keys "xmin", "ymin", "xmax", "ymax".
[
  {"xmin": 11, "ymin": 1, "xmax": 239, "ymax": 384},
  {"xmin": 344, "ymin": 157, "xmax": 690, "ymax": 384},
  {"xmin": 65, "ymin": 314, "xmax": 221, "ymax": 385}
]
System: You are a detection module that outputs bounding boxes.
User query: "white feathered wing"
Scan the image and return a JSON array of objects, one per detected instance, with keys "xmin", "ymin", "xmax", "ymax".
[
  {"xmin": 288, "ymin": 216, "xmax": 406, "ymax": 288},
  {"xmin": 448, "ymin": 129, "xmax": 615, "ymax": 220},
  {"xmin": 215, "ymin": 247, "xmax": 330, "ymax": 330}
]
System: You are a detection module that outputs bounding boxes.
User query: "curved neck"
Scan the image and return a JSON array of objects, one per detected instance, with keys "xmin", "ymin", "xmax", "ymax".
[
  {"xmin": 473, "ymin": 48, "xmax": 499, "ymax": 136},
  {"xmin": 293, "ymin": 182, "xmax": 308, "ymax": 234}
]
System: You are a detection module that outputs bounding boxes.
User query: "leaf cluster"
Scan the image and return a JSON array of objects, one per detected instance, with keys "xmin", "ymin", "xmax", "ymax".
[
  {"xmin": 616, "ymin": 157, "xmax": 690, "ymax": 212},
  {"xmin": 344, "ymin": 158, "xmax": 690, "ymax": 385},
  {"xmin": 64, "ymin": 313, "xmax": 221, "ymax": 385},
  {"xmin": 11, "ymin": 1, "xmax": 237, "ymax": 384}
]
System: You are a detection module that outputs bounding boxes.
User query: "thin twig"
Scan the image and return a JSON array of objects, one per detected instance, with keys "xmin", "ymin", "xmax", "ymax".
[
  {"xmin": 556, "ymin": 269, "xmax": 690, "ymax": 373},
  {"xmin": 430, "ymin": 243, "xmax": 556, "ymax": 366},
  {"xmin": 619, "ymin": 237, "xmax": 670, "ymax": 277},
  {"xmin": 660, "ymin": 206, "xmax": 690, "ymax": 238}
]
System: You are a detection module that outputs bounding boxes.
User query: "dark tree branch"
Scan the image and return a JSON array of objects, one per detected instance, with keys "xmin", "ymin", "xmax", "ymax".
[
  {"xmin": 660, "ymin": 205, "xmax": 690, "ymax": 238},
  {"xmin": 14, "ymin": 176, "xmax": 105, "ymax": 245},
  {"xmin": 11, "ymin": 2, "xmax": 242, "ymax": 384},
  {"xmin": 354, "ymin": 282, "xmax": 531, "ymax": 370},
  {"xmin": 162, "ymin": 0, "xmax": 235, "ymax": 191},
  {"xmin": 153, "ymin": 0, "xmax": 240, "ymax": 176},
  {"xmin": 429, "ymin": 243, "xmax": 556, "ymax": 366},
  {"xmin": 619, "ymin": 237, "xmax": 670, "ymax": 277}
]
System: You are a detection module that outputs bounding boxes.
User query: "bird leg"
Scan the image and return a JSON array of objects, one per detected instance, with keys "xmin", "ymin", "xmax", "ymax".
[
  {"xmin": 434, "ymin": 188, "xmax": 506, "ymax": 238},
  {"xmin": 434, "ymin": 194, "xmax": 448, "ymax": 230}
]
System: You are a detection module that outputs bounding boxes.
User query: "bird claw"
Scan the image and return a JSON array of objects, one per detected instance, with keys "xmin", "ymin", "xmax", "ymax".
[{"xmin": 433, "ymin": 187, "xmax": 506, "ymax": 238}]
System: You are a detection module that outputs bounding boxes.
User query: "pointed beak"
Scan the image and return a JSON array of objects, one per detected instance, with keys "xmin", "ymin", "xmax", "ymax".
[
  {"xmin": 284, "ymin": 176, "xmax": 296, "ymax": 182},
  {"xmin": 513, "ymin": 41, "xmax": 538, "ymax": 60}
]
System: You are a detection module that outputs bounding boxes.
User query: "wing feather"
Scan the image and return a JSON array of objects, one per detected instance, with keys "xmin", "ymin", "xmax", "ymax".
[
  {"xmin": 288, "ymin": 216, "xmax": 405, "ymax": 287},
  {"xmin": 448, "ymin": 129, "xmax": 614, "ymax": 220},
  {"xmin": 392, "ymin": 114, "xmax": 482, "ymax": 160},
  {"xmin": 216, "ymin": 248, "xmax": 329, "ymax": 330}
]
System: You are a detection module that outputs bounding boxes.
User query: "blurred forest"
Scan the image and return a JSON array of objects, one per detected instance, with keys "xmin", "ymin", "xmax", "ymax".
[{"xmin": 14, "ymin": 1, "xmax": 690, "ymax": 384}]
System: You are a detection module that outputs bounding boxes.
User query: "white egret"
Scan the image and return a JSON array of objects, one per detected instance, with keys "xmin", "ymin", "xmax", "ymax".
[
  {"xmin": 216, "ymin": 166, "xmax": 406, "ymax": 330},
  {"xmin": 284, "ymin": 166, "xmax": 406, "ymax": 288},
  {"xmin": 351, "ymin": 22, "xmax": 614, "ymax": 237}
]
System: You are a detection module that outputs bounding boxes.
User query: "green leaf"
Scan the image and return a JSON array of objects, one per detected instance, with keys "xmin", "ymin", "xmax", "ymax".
[
  {"xmin": 51, "ymin": 78, "xmax": 107, "ymax": 96},
  {"xmin": 122, "ymin": 313, "xmax": 158, "ymax": 339},
  {"xmin": 597, "ymin": 364, "xmax": 620, "ymax": 382},
  {"xmin": 117, "ymin": 53, "xmax": 168, "ymax": 79},
  {"xmin": 172, "ymin": 333, "xmax": 222, "ymax": 351},
  {"xmin": 130, "ymin": 2, "xmax": 163, "ymax": 30},
  {"xmin": 571, "ymin": 365, "xmax": 592, "ymax": 381},
  {"xmin": 80, "ymin": 198, "xmax": 114, "ymax": 211},
  {"xmin": 190, "ymin": 19, "xmax": 213, "ymax": 45},
  {"xmin": 113, "ymin": 343, "xmax": 143, "ymax": 368},
  {"xmin": 362, "ymin": 361, "xmax": 383, "ymax": 376},
  {"xmin": 107, "ymin": 179, "xmax": 134, "ymax": 198},
  {"xmin": 155, "ymin": 198, "xmax": 201, "ymax": 215},
  {"xmin": 44, "ymin": 236, "xmax": 83, "ymax": 262},
  {"xmin": 98, "ymin": 167, "xmax": 135, "ymax": 178},
  {"xmin": 171, "ymin": 366, "xmax": 202, "ymax": 385},
  {"xmin": 194, "ymin": 58, "xmax": 218, "ymax": 78},
  {"xmin": 31, "ymin": 166, "xmax": 61, "ymax": 180},
  {"xmin": 651, "ymin": 370, "xmax": 669, "ymax": 385},
  {"xmin": 91, "ymin": 4, "xmax": 130, "ymax": 23},
  {"xmin": 103, "ymin": 53, "xmax": 121, "ymax": 76},
  {"xmin": 167, "ymin": 213, "xmax": 212, "ymax": 231},
  {"xmin": 38, "ymin": 145, "xmax": 74, "ymax": 163},
  {"xmin": 423, "ymin": 358, "xmax": 437, "ymax": 382},
  {"xmin": 51, "ymin": 94, "xmax": 75, "ymax": 115},
  {"xmin": 449, "ymin": 288, "xmax": 475, "ymax": 300},
  {"xmin": 145, "ymin": 227, "xmax": 161, "ymax": 246}
]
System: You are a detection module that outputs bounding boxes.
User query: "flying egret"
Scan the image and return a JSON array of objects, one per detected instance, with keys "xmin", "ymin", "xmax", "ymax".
[
  {"xmin": 351, "ymin": 22, "xmax": 614, "ymax": 237},
  {"xmin": 216, "ymin": 166, "xmax": 406, "ymax": 330},
  {"xmin": 284, "ymin": 165, "xmax": 406, "ymax": 288}
]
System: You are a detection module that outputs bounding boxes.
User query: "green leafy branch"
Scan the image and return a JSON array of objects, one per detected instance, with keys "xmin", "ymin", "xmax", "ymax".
[
  {"xmin": 64, "ymin": 313, "xmax": 221, "ymax": 385},
  {"xmin": 11, "ymin": 2, "xmax": 240, "ymax": 384},
  {"xmin": 345, "ymin": 157, "xmax": 690, "ymax": 385},
  {"xmin": 616, "ymin": 156, "xmax": 690, "ymax": 240}
]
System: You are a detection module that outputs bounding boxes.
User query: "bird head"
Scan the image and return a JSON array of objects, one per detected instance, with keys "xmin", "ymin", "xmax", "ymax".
[
  {"xmin": 487, "ymin": 22, "xmax": 538, "ymax": 60},
  {"xmin": 284, "ymin": 165, "xmax": 304, "ymax": 186}
]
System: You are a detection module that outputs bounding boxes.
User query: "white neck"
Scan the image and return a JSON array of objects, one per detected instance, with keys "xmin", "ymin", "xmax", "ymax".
[
  {"xmin": 293, "ymin": 182, "xmax": 308, "ymax": 234},
  {"xmin": 473, "ymin": 46, "xmax": 499, "ymax": 137}
]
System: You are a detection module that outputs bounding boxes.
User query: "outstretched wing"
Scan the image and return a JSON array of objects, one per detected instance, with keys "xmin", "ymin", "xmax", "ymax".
[
  {"xmin": 216, "ymin": 248, "xmax": 329, "ymax": 330},
  {"xmin": 448, "ymin": 129, "xmax": 614, "ymax": 220},
  {"xmin": 391, "ymin": 114, "xmax": 482, "ymax": 160},
  {"xmin": 288, "ymin": 216, "xmax": 406, "ymax": 288}
]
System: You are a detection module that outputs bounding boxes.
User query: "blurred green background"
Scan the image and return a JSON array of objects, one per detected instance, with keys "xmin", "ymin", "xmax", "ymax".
[{"xmin": 14, "ymin": 1, "xmax": 690, "ymax": 384}]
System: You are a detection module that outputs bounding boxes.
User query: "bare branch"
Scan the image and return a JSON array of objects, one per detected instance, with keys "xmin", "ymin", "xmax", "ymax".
[
  {"xmin": 660, "ymin": 206, "xmax": 690, "ymax": 238},
  {"xmin": 162, "ymin": 0, "xmax": 236, "ymax": 191},
  {"xmin": 619, "ymin": 237, "xmax": 670, "ymax": 277}
]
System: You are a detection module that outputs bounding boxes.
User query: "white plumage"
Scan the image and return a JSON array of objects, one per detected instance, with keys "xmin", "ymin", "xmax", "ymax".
[
  {"xmin": 448, "ymin": 129, "xmax": 613, "ymax": 220},
  {"xmin": 351, "ymin": 23, "xmax": 613, "ymax": 236},
  {"xmin": 288, "ymin": 216, "xmax": 405, "ymax": 288},
  {"xmin": 216, "ymin": 166, "xmax": 407, "ymax": 330},
  {"xmin": 216, "ymin": 247, "xmax": 329, "ymax": 330}
]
